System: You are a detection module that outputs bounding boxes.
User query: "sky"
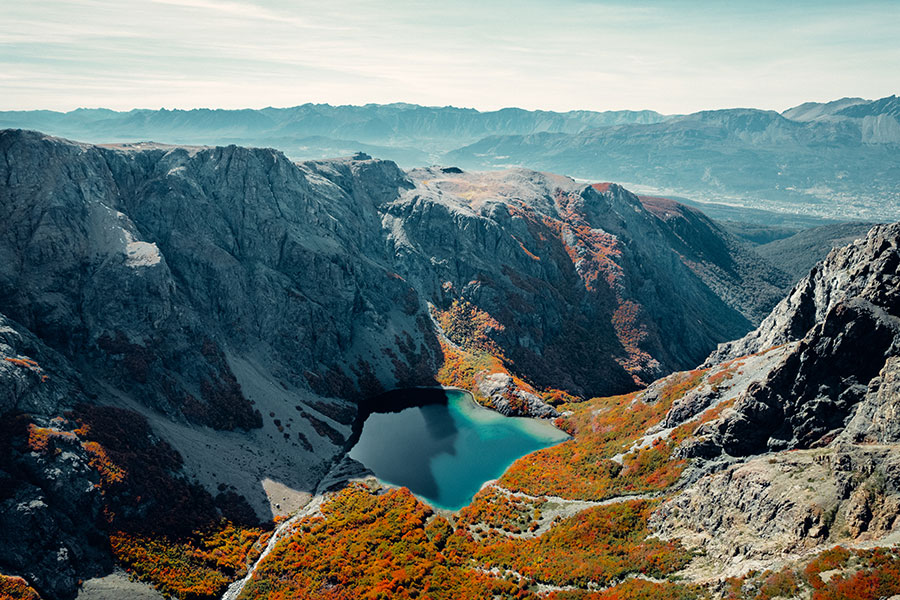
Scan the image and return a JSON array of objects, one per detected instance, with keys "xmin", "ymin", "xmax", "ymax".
[{"xmin": 2, "ymin": 0, "xmax": 899, "ymax": 114}]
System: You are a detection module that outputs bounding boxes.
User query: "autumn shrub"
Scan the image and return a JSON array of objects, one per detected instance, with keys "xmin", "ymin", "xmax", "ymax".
[
  {"xmin": 500, "ymin": 385, "xmax": 693, "ymax": 500},
  {"xmin": 0, "ymin": 574, "xmax": 42, "ymax": 600},
  {"xmin": 721, "ymin": 546, "xmax": 900, "ymax": 600},
  {"xmin": 110, "ymin": 521, "xmax": 269, "ymax": 600},
  {"xmin": 547, "ymin": 578, "xmax": 704, "ymax": 600},
  {"xmin": 811, "ymin": 547, "xmax": 900, "ymax": 600},
  {"xmin": 755, "ymin": 567, "xmax": 800, "ymax": 600},
  {"xmin": 240, "ymin": 484, "xmax": 529, "ymax": 600},
  {"xmin": 435, "ymin": 299, "xmax": 505, "ymax": 356},
  {"xmin": 456, "ymin": 487, "xmax": 541, "ymax": 535},
  {"xmin": 805, "ymin": 546, "xmax": 853, "ymax": 588},
  {"xmin": 465, "ymin": 499, "xmax": 693, "ymax": 588}
]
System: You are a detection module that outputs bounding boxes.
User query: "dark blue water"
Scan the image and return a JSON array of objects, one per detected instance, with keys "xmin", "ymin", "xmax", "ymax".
[{"xmin": 347, "ymin": 389, "xmax": 568, "ymax": 511}]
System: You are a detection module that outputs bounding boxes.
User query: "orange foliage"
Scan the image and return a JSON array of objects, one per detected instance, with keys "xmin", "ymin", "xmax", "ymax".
[
  {"xmin": 241, "ymin": 484, "xmax": 529, "ymax": 600},
  {"xmin": 467, "ymin": 499, "xmax": 693, "ymax": 587},
  {"xmin": 547, "ymin": 578, "xmax": 703, "ymax": 599},
  {"xmin": 435, "ymin": 338, "xmax": 504, "ymax": 394},
  {"xmin": 434, "ymin": 337, "xmax": 546, "ymax": 414},
  {"xmin": 721, "ymin": 546, "xmax": 900, "ymax": 600},
  {"xmin": 81, "ymin": 440, "xmax": 127, "ymax": 485},
  {"xmin": 456, "ymin": 487, "xmax": 542, "ymax": 536},
  {"xmin": 810, "ymin": 547, "xmax": 900, "ymax": 600},
  {"xmin": 4, "ymin": 357, "xmax": 39, "ymax": 369},
  {"xmin": 110, "ymin": 521, "xmax": 269, "ymax": 600},
  {"xmin": 0, "ymin": 574, "xmax": 42, "ymax": 600},
  {"xmin": 26, "ymin": 423, "xmax": 76, "ymax": 454},
  {"xmin": 500, "ymin": 383, "xmax": 695, "ymax": 500},
  {"xmin": 435, "ymin": 299, "xmax": 505, "ymax": 357},
  {"xmin": 4, "ymin": 356, "xmax": 47, "ymax": 382}
]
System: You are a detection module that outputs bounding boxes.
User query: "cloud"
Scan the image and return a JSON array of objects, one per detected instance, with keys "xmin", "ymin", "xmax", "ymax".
[
  {"xmin": 144, "ymin": 0, "xmax": 352, "ymax": 31},
  {"xmin": 1, "ymin": 0, "xmax": 898, "ymax": 113}
]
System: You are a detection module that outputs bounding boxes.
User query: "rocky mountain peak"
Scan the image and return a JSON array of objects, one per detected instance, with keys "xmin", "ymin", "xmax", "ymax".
[{"xmin": 663, "ymin": 223, "xmax": 900, "ymax": 459}]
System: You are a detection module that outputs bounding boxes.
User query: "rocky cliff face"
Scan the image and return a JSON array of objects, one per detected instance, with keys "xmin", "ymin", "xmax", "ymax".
[
  {"xmin": 646, "ymin": 222, "xmax": 900, "ymax": 576},
  {"xmin": 693, "ymin": 223, "xmax": 900, "ymax": 456},
  {"xmin": 0, "ymin": 129, "xmax": 791, "ymax": 598}
]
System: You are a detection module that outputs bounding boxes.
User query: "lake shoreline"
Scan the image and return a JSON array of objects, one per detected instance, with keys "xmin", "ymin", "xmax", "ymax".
[{"xmin": 346, "ymin": 387, "xmax": 570, "ymax": 511}]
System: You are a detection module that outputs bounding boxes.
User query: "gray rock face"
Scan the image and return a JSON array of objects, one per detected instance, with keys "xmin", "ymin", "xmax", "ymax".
[
  {"xmin": 838, "ymin": 357, "xmax": 900, "ymax": 444},
  {"xmin": 0, "ymin": 405, "xmax": 111, "ymax": 600},
  {"xmin": 0, "ymin": 130, "xmax": 436, "ymax": 431},
  {"xmin": 687, "ymin": 224, "xmax": 900, "ymax": 457},
  {"xmin": 0, "ymin": 312, "xmax": 86, "ymax": 417},
  {"xmin": 651, "ymin": 446, "xmax": 900, "ymax": 573},
  {"xmin": 709, "ymin": 223, "xmax": 900, "ymax": 363},
  {"xmin": 648, "ymin": 224, "xmax": 900, "ymax": 577},
  {"xmin": 395, "ymin": 170, "xmax": 784, "ymax": 392},
  {"xmin": 0, "ymin": 130, "xmax": 785, "ymax": 415}
]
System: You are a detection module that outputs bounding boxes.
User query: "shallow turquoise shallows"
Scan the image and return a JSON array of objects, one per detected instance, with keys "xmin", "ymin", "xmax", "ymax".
[{"xmin": 347, "ymin": 389, "xmax": 569, "ymax": 511}]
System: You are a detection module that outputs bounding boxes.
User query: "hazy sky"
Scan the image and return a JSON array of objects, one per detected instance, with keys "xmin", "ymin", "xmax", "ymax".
[{"xmin": 2, "ymin": 0, "xmax": 898, "ymax": 113}]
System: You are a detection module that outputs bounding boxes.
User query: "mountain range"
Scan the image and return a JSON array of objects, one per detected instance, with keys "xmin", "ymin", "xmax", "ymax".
[{"xmin": 2, "ymin": 96, "xmax": 898, "ymax": 222}]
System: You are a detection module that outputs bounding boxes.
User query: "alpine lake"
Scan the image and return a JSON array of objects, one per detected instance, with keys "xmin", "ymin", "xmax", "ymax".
[{"xmin": 347, "ymin": 388, "xmax": 569, "ymax": 511}]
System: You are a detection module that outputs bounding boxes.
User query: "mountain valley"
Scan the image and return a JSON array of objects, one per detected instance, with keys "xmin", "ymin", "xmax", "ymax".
[{"xmin": 0, "ymin": 130, "xmax": 898, "ymax": 600}]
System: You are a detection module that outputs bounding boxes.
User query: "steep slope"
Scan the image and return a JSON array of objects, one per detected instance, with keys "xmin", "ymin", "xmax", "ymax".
[
  {"xmin": 638, "ymin": 195, "xmax": 790, "ymax": 322},
  {"xmin": 637, "ymin": 223, "xmax": 900, "ymax": 577},
  {"xmin": 4, "ymin": 98, "xmax": 899, "ymax": 222},
  {"xmin": 0, "ymin": 130, "xmax": 786, "ymax": 408},
  {"xmin": 781, "ymin": 97, "xmax": 868, "ymax": 121},
  {"xmin": 784, "ymin": 96, "xmax": 900, "ymax": 144},
  {"xmin": 754, "ymin": 221, "xmax": 877, "ymax": 280},
  {"xmin": 687, "ymin": 223, "xmax": 900, "ymax": 457},
  {"xmin": 217, "ymin": 219, "xmax": 900, "ymax": 599}
]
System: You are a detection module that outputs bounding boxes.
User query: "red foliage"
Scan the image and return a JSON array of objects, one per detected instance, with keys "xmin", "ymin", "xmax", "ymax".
[
  {"xmin": 547, "ymin": 578, "xmax": 703, "ymax": 600},
  {"xmin": 500, "ymin": 383, "xmax": 694, "ymax": 500},
  {"xmin": 436, "ymin": 299, "xmax": 505, "ymax": 357},
  {"xmin": 110, "ymin": 521, "xmax": 269, "ymax": 600}
]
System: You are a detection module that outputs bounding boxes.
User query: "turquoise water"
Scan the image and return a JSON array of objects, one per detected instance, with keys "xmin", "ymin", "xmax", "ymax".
[{"xmin": 347, "ymin": 389, "xmax": 569, "ymax": 511}]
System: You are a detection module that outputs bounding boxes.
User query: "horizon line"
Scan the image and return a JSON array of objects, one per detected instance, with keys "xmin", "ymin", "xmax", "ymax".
[{"xmin": 2, "ymin": 93, "xmax": 897, "ymax": 117}]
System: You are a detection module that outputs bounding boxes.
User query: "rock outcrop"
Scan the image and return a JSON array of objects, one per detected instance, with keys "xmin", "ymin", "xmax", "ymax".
[
  {"xmin": 648, "ymin": 222, "xmax": 900, "ymax": 577},
  {"xmin": 0, "ymin": 129, "xmax": 787, "ymax": 415},
  {"xmin": 709, "ymin": 223, "xmax": 900, "ymax": 363},
  {"xmin": 651, "ymin": 445, "xmax": 900, "ymax": 576},
  {"xmin": 688, "ymin": 224, "xmax": 900, "ymax": 457}
]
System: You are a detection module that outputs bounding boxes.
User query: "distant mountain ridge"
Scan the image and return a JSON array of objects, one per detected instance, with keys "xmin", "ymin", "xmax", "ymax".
[
  {"xmin": 448, "ymin": 96, "xmax": 900, "ymax": 221},
  {"xmin": 0, "ymin": 103, "xmax": 667, "ymax": 163},
  {"xmin": 3, "ymin": 96, "xmax": 898, "ymax": 222}
]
